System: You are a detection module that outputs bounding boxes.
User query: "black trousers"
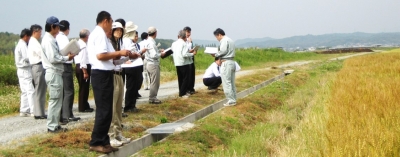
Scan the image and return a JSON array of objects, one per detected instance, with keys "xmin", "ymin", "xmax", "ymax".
[
  {"xmin": 203, "ymin": 77, "xmax": 222, "ymax": 90},
  {"xmin": 61, "ymin": 64, "xmax": 74, "ymax": 119},
  {"xmin": 75, "ymin": 64, "xmax": 91, "ymax": 112},
  {"xmin": 124, "ymin": 66, "xmax": 143, "ymax": 110},
  {"xmin": 89, "ymin": 70, "xmax": 113, "ymax": 146},
  {"xmin": 176, "ymin": 65, "xmax": 190, "ymax": 96},
  {"xmin": 188, "ymin": 58, "xmax": 196, "ymax": 92}
]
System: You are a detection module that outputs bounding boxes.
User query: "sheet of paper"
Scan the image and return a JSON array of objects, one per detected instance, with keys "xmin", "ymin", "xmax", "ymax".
[
  {"xmin": 204, "ymin": 47, "xmax": 218, "ymax": 54},
  {"xmin": 60, "ymin": 39, "xmax": 81, "ymax": 56},
  {"xmin": 121, "ymin": 58, "xmax": 143, "ymax": 68}
]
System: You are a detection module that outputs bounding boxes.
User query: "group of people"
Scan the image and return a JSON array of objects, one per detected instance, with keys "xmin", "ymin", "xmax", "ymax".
[{"xmin": 14, "ymin": 10, "xmax": 238, "ymax": 154}]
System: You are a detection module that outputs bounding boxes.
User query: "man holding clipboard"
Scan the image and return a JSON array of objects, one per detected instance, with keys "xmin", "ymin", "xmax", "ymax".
[
  {"xmin": 184, "ymin": 26, "xmax": 197, "ymax": 95},
  {"xmin": 211, "ymin": 28, "xmax": 237, "ymax": 107}
]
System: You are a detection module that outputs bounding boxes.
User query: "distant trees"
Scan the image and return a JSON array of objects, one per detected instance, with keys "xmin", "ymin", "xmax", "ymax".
[{"xmin": 0, "ymin": 32, "xmax": 19, "ymax": 55}]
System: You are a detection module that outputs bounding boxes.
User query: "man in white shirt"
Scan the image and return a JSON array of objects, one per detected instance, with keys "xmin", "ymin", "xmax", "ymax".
[
  {"xmin": 87, "ymin": 11, "xmax": 130, "ymax": 154},
  {"xmin": 74, "ymin": 29, "xmax": 93, "ymax": 113},
  {"xmin": 15, "ymin": 28, "xmax": 35, "ymax": 117},
  {"xmin": 41, "ymin": 16, "xmax": 75, "ymax": 132},
  {"xmin": 172, "ymin": 30, "xmax": 196, "ymax": 98},
  {"xmin": 139, "ymin": 32, "xmax": 150, "ymax": 90},
  {"xmin": 183, "ymin": 26, "xmax": 197, "ymax": 94},
  {"xmin": 56, "ymin": 20, "xmax": 80, "ymax": 123},
  {"xmin": 28, "ymin": 24, "xmax": 47, "ymax": 119},
  {"xmin": 203, "ymin": 57, "xmax": 222, "ymax": 93},
  {"xmin": 145, "ymin": 27, "xmax": 166, "ymax": 104}
]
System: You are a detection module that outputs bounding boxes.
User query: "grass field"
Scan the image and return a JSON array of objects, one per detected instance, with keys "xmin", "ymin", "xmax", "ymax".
[{"xmin": 0, "ymin": 48, "xmax": 349, "ymax": 117}]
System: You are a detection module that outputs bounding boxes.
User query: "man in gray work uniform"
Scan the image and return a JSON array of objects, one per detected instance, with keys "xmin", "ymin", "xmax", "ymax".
[{"xmin": 213, "ymin": 28, "xmax": 237, "ymax": 106}]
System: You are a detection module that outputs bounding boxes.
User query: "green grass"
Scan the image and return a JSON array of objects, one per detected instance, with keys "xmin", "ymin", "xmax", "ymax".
[{"xmin": 136, "ymin": 60, "xmax": 343, "ymax": 156}]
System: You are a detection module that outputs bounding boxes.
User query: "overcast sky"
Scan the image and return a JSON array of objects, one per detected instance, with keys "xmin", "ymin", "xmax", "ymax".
[{"xmin": 0, "ymin": 0, "xmax": 399, "ymax": 40}]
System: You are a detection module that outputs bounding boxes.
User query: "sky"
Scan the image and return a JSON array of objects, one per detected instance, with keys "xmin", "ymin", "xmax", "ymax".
[{"xmin": 0, "ymin": 0, "xmax": 399, "ymax": 40}]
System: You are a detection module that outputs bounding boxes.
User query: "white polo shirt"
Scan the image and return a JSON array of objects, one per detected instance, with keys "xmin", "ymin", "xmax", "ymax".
[
  {"xmin": 203, "ymin": 62, "xmax": 220, "ymax": 79},
  {"xmin": 14, "ymin": 39, "xmax": 30, "ymax": 68},
  {"xmin": 27, "ymin": 37, "xmax": 42, "ymax": 65},
  {"xmin": 87, "ymin": 26, "xmax": 115, "ymax": 70},
  {"xmin": 74, "ymin": 39, "xmax": 89, "ymax": 69},
  {"xmin": 56, "ymin": 32, "xmax": 73, "ymax": 64}
]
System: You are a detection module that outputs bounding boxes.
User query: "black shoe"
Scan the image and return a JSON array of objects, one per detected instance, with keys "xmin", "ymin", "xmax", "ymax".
[
  {"xmin": 48, "ymin": 126, "xmax": 67, "ymax": 133},
  {"xmin": 124, "ymin": 107, "xmax": 139, "ymax": 113},
  {"xmin": 34, "ymin": 115, "xmax": 47, "ymax": 119},
  {"xmin": 149, "ymin": 99, "xmax": 162, "ymax": 104},
  {"xmin": 122, "ymin": 113, "xmax": 128, "ymax": 117},
  {"xmin": 60, "ymin": 118, "xmax": 69, "ymax": 125},
  {"xmin": 68, "ymin": 117, "xmax": 81, "ymax": 121},
  {"xmin": 80, "ymin": 108, "xmax": 94, "ymax": 113},
  {"xmin": 137, "ymin": 94, "xmax": 142, "ymax": 97}
]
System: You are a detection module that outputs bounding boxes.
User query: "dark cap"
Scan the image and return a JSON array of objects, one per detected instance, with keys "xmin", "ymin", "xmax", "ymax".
[{"xmin": 46, "ymin": 16, "xmax": 64, "ymax": 27}]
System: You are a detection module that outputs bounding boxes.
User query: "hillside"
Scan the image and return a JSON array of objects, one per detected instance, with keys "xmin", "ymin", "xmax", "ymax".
[
  {"xmin": 237, "ymin": 32, "xmax": 400, "ymax": 48},
  {"xmin": 0, "ymin": 32, "xmax": 19, "ymax": 54}
]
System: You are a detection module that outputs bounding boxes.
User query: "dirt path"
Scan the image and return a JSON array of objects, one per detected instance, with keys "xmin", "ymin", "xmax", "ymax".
[{"xmin": 0, "ymin": 52, "xmax": 374, "ymax": 146}]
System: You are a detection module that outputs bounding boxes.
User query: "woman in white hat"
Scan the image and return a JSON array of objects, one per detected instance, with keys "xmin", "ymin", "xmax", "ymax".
[
  {"xmin": 108, "ymin": 22, "xmax": 132, "ymax": 147},
  {"xmin": 121, "ymin": 21, "xmax": 145, "ymax": 113}
]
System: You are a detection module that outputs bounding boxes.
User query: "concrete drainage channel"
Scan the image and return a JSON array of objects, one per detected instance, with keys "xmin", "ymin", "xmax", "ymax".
[{"xmin": 101, "ymin": 72, "xmax": 290, "ymax": 157}]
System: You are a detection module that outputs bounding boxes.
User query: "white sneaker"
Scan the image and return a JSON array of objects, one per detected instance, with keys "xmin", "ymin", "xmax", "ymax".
[
  {"xmin": 180, "ymin": 94, "xmax": 190, "ymax": 99},
  {"xmin": 117, "ymin": 135, "xmax": 131, "ymax": 144},
  {"xmin": 110, "ymin": 138, "xmax": 123, "ymax": 147},
  {"xmin": 20, "ymin": 112, "xmax": 31, "ymax": 117},
  {"xmin": 223, "ymin": 103, "xmax": 236, "ymax": 107}
]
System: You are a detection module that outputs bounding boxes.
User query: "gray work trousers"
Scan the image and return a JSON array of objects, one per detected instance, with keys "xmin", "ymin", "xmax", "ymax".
[
  {"xmin": 62, "ymin": 64, "xmax": 74, "ymax": 119},
  {"xmin": 32, "ymin": 64, "xmax": 47, "ymax": 116},
  {"xmin": 146, "ymin": 63, "xmax": 160, "ymax": 100},
  {"xmin": 220, "ymin": 60, "xmax": 237, "ymax": 104},
  {"xmin": 110, "ymin": 74, "xmax": 123, "ymax": 139},
  {"xmin": 45, "ymin": 70, "xmax": 63, "ymax": 131}
]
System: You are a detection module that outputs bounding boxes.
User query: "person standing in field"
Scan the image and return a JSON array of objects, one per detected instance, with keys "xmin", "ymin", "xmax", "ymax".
[
  {"xmin": 139, "ymin": 32, "xmax": 150, "ymax": 90},
  {"xmin": 15, "ymin": 28, "xmax": 34, "ymax": 117},
  {"xmin": 172, "ymin": 30, "xmax": 196, "ymax": 98},
  {"xmin": 41, "ymin": 16, "xmax": 75, "ymax": 132},
  {"xmin": 122, "ymin": 22, "xmax": 144, "ymax": 113},
  {"xmin": 183, "ymin": 26, "xmax": 197, "ymax": 95},
  {"xmin": 212, "ymin": 28, "xmax": 237, "ymax": 106},
  {"xmin": 56, "ymin": 20, "xmax": 80, "ymax": 124},
  {"xmin": 27, "ymin": 24, "xmax": 47, "ymax": 119},
  {"xmin": 145, "ymin": 27, "xmax": 166, "ymax": 104},
  {"xmin": 74, "ymin": 29, "xmax": 94, "ymax": 113},
  {"xmin": 108, "ymin": 22, "xmax": 134, "ymax": 147},
  {"xmin": 87, "ymin": 11, "xmax": 130, "ymax": 154}
]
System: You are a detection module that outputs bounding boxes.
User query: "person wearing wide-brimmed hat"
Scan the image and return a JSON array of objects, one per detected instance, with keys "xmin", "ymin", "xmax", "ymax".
[
  {"xmin": 41, "ymin": 16, "xmax": 75, "ymax": 133},
  {"xmin": 121, "ymin": 21, "xmax": 144, "ymax": 113}
]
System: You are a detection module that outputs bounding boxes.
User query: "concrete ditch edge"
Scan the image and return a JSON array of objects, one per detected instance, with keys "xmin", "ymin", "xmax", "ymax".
[{"xmin": 101, "ymin": 73, "xmax": 286, "ymax": 157}]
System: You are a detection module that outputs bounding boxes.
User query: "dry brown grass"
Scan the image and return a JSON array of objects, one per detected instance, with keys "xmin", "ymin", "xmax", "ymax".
[{"xmin": 325, "ymin": 52, "xmax": 400, "ymax": 156}]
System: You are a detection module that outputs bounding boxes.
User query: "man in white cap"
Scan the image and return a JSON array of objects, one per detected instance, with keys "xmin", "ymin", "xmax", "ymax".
[
  {"xmin": 15, "ymin": 28, "xmax": 34, "ymax": 117},
  {"xmin": 145, "ymin": 27, "xmax": 165, "ymax": 104},
  {"xmin": 41, "ymin": 16, "xmax": 75, "ymax": 132}
]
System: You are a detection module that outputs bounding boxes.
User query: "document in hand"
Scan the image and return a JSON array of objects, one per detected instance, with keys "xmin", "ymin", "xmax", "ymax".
[
  {"xmin": 161, "ymin": 47, "xmax": 173, "ymax": 59},
  {"xmin": 192, "ymin": 46, "xmax": 200, "ymax": 51},
  {"xmin": 60, "ymin": 39, "xmax": 81, "ymax": 56},
  {"xmin": 204, "ymin": 47, "xmax": 218, "ymax": 54}
]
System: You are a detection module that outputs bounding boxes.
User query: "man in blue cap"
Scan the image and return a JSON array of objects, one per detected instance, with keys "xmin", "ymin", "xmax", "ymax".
[{"xmin": 41, "ymin": 16, "xmax": 75, "ymax": 133}]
